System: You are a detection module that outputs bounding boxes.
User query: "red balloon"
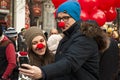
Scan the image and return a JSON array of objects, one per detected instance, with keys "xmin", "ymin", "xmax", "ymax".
[
  {"xmin": 114, "ymin": 0, "xmax": 120, "ymax": 8},
  {"xmin": 104, "ymin": 7, "xmax": 117, "ymax": 22},
  {"xmin": 53, "ymin": 10, "xmax": 57, "ymax": 18},
  {"xmin": 52, "ymin": 0, "xmax": 67, "ymax": 9},
  {"xmin": 90, "ymin": 9, "xmax": 106, "ymax": 27},
  {"xmin": 98, "ymin": 0, "xmax": 115, "ymax": 10},
  {"xmin": 80, "ymin": 10, "xmax": 89, "ymax": 21},
  {"xmin": 78, "ymin": 0, "xmax": 98, "ymax": 13}
]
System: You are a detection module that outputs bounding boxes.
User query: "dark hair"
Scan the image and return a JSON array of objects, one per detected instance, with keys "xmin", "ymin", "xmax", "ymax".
[
  {"xmin": 80, "ymin": 20, "xmax": 110, "ymax": 52},
  {"xmin": 0, "ymin": 24, "xmax": 3, "ymax": 36},
  {"xmin": 28, "ymin": 47, "xmax": 54, "ymax": 67}
]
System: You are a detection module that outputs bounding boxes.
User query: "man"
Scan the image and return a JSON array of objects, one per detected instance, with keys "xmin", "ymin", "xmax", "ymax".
[
  {"xmin": 19, "ymin": 1, "xmax": 99, "ymax": 80},
  {"xmin": 47, "ymin": 33, "xmax": 62, "ymax": 54},
  {"xmin": 17, "ymin": 28, "xmax": 27, "ymax": 51},
  {"xmin": 4, "ymin": 27, "xmax": 19, "ymax": 80},
  {"xmin": 5, "ymin": 27, "xmax": 18, "ymax": 52},
  {"xmin": 0, "ymin": 24, "xmax": 16, "ymax": 80},
  {"xmin": 49, "ymin": 28, "xmax": 59, "ymax": 36},
  {"xmin": 48, "ymin": 28, "xmax": 62, "ymax": 54}
]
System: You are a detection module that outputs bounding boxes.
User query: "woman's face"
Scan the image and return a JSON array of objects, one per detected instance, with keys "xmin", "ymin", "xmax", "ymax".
[{"xmin": 32, "ymin": 35, "xmax": 46, "ymax": 56}]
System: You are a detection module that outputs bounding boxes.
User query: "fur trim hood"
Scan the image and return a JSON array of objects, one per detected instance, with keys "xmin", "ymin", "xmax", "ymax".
[{"xmin": 80, "ymin": 20, "xmax": 110, "ymax": 53}]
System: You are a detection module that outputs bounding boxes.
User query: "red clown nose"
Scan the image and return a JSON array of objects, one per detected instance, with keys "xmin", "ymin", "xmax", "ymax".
[
  {"xmin": 36, "ymin": 43, "xmax": 45, "ymax": 49},
  {"xmin": 58, "ymin": 21, "xmax": 65, "ymax": 29}
]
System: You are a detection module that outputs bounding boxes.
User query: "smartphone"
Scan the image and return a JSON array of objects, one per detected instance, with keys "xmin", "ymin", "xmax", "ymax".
[{"xmin": 19, "ymin": 56, "xmax": 29, "ymax": 69}]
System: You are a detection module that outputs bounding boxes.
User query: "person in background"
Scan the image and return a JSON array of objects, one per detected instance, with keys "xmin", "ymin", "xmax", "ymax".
[
  {"xmin": 0, "ymin": 21, "xmax": 7, "ymax": 34},
  {"xmin": 18, "ymin": 27, "xmax": 54, "ymax": 80},
  {"xmin": 5, "ymin": 27, "xmax": 18, "ymax": 52},
  {"xmin": 43, "ymin": 30, "xmax": 48, "ymax": 40},
  {"xmin": 0, "ymin": 24, "xmax": 17, "ymax": 80},
  {"xmin": 99, "ymin": 38, "xmax": 119, "ymax": 80},
  {"xmin": 47, "ymin": 28, "xmax": 63, "ymax": 54},
  {"xmin": 47, "ymin": 32, "xmax": 62, "ymax": 54},
  {"xmin": 112, "ymin": 30, "xmax": 119, "ymax": 41},
  {"xmin": 19, "ymin": 1, "xmax": 102, "ymax": 80},
  {"xmin": 80, "ymin": 20, "xmax": 119, "ymax": 80},
  {"xmin": 99, "ymin": 29, "xmax": 119, "ymax": 80},
  {"xmin": 17, "ymin": 28, "xmax": 27, "ymax": 51},
  {"xmin": 49, "ymin": 28, "xmax": 59, "ymax": 36},
  {"xmin": 4, "ymin": 27, "xmax": 19, "ymax": 80}
]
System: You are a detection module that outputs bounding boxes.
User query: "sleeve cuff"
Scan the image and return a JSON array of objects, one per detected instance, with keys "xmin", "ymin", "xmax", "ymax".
[{"xmin": 38, "ymin": 68, "xmax": 47, "ymax": 80}]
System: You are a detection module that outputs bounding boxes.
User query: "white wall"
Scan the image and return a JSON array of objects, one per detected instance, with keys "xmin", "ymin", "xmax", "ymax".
[{"xmin": 14, "ymin": 0, "xmax": 25, "ymax": 33}]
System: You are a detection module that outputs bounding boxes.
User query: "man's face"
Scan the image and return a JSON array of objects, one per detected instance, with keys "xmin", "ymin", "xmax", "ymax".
[
  {"xmin": 50, "ymin": 29, "xmax": 58, "ymax": 35},
  {"xmin": 57, "ymin": 12, "xmax": 76, "ymax": 32}
]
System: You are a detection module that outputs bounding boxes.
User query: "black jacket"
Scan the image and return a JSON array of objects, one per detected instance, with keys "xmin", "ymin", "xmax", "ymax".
[
  {"xmin": 99, "ymin": 38, "xmax": 119, "ymax": 80},
  {"xmin": 41, "ymin": 21, "xmax": 99, "ymax": 80}
]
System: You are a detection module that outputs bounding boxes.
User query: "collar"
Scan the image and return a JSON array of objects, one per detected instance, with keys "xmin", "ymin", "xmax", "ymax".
[{"xmin": 63, "ymin": 21, "xmax": 80, "ymax": 37}]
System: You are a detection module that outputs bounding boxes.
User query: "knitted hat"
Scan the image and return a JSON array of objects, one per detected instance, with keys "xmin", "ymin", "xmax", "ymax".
[
  {"xmin": 57, "ymin": 1, "xmax": 81, "ymax": 21},
  {"xmin": 24, "ymin": 27, "xmax": 46, "ymax": 47},
  {"xmin": 5, "ymin": 27, "xmax": 18, "ymax": 38}
]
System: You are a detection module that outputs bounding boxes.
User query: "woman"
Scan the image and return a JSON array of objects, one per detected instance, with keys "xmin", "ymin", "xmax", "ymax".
[{"xmin": 18, "ymin": 27, "xmax": 54, "ymax": 80}]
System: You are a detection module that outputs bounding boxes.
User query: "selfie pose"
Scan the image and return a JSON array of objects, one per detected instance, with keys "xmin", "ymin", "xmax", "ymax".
[
  {"xmin": 19, "ymin": 1, "xmax": 108, "ymax": 80},
  {"xmin": 18, "ymin": 27, "xmax": 54, "ymax": 80}
]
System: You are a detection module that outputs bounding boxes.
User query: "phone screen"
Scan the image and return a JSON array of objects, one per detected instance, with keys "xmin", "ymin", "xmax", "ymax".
[{"xmin": 19, "ymin": 56, "xmax": 29, "ymax": 69}]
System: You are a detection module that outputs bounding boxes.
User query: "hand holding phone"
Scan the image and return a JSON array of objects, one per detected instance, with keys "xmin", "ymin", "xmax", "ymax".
[{"xmin": 19, "ymin": 56, "xmax": 29, "ymax": 69}]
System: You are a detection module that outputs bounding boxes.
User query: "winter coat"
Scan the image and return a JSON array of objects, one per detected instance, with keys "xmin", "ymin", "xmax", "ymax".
[
  {"xmin": 99, "ymin": 38, "xmax": 119, "ymax": 80},
  {"xmin": 41, "ymin": 21, "xmax": 99, "ymax": 80},
  {"xmin": 17, "ymin": 32, "xmax": 27, "ymax": 51}
]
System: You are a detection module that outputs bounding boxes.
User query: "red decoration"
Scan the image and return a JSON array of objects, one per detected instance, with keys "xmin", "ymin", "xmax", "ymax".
[
  {"xmin": 80, "ymin": 10, "xmax": 89, "ymax": 21},
  {"xmin": 36, "ymin": 43, "xmax": 45, "ymax": 49},
  {"xmin": 90, "ymin": 9, "xmax": 106, "ymax": 27},
  {"xmin": 52, "ymin": 0, "xmax": 67, "ymax": 9},
  {"xmin": 25, "ymin": 24, "xmax": 30, "ymax": 29},
  {"xmin": 78, "ymin": 0, "xmax": 98, "ymax": 14},
  {"xmin": 98, "ymin": 0, "xmax": 115, "ymax": 10},
  {"xmin": 19, "ymin": 51, "xmax": 28, "ymax": 56},
  {"xmin": 104, "ymin": 7, "xmax": 117, "ymax": 22},
  {"xmin": 114, "ymin": 0, "xmax": 120, "ymax": 8},
  {"xmin": 58, "ymin": 21, "xmax": 65, "ymax": 29},
  {"xmin": 53, "ymin": 10, "xmax": 57, "ymax": 18}
]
